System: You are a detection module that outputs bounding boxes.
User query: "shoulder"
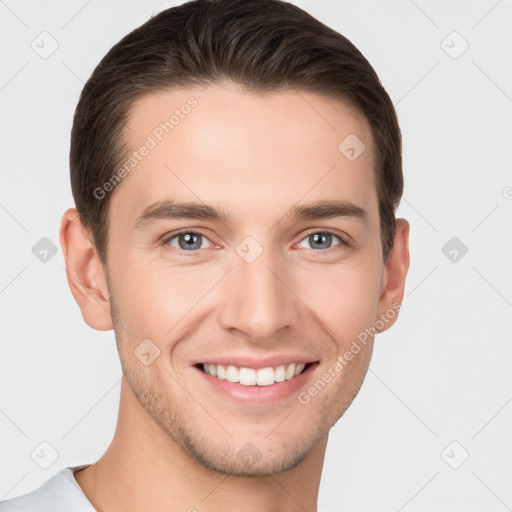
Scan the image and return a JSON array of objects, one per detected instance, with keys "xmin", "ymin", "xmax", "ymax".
[{"xmin": 0, "ymin": 465, "xmax": 95, "ymax": 512}]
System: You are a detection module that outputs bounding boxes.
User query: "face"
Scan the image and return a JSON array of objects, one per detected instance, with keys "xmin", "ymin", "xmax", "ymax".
[{"xmin": 101, "ymin": 81, "xmax": 395, "ymax": 476}]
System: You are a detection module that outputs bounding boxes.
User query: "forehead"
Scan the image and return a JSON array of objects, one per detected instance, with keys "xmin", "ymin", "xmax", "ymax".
[{"xmin": 111, "ymin": 81, "xmax": 378, "ymax": 227}]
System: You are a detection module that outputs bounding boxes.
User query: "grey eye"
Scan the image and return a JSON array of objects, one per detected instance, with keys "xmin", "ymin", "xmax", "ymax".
[
  {"xmin": 297, "ymin": 232, "xmax": 342, "ymax": 250},
  {"xmin": 168, "ymin": 232, "xmax": 207, "ymax": 251}
]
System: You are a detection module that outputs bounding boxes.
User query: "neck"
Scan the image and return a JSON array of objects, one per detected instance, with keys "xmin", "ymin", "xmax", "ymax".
[{"xmin": 74, "ymin": 377, "xmax": 326, "ymax": 512}]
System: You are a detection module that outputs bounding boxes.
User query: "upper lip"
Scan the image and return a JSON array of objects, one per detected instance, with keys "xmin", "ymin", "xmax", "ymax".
[{"xmin": 191, "ymin": 355, "xmax": 318, "ymax": 370}]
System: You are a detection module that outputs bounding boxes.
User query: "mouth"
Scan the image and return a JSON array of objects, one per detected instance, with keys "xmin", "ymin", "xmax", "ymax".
[
  {"xmin": 195, "ymin": 361, "xmax": 313, "ymax": 386},
  {"xmin": 192, "ymin": 359, "xmax": 319, "ymax": 403}
]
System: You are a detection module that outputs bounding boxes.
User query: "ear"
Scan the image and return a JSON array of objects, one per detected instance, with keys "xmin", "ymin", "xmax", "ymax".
[
  {"xmin": 376, "ymin": 218, "xmax": 410, "ymax": 333},
  {"xmin": 59, "ymin": 208, "xmax": 113, "ymax": 331}
]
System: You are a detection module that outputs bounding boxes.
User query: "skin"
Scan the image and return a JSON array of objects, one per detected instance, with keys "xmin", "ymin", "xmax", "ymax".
[{"xmin": 60, "ymin": 80, "xmax": 410, "ymax": 512}]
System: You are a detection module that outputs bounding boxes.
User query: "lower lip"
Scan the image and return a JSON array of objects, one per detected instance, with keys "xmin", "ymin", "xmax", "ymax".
[{"xmin": 193, "ymin": 364, "xmax": 318, "ymax": 403}]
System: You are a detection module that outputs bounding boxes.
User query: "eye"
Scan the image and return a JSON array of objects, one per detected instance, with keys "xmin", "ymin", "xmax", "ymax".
[
  {"xmin": 164, "ymin": 231, "xmax": 213, "ymax": 251},
  {"xmin": 296, "ymin": 231, "xmax": 345, "ymax": 251},
  {"xmin": 162, "ymin": 229, "xmax": 348, "ymax": 254}
]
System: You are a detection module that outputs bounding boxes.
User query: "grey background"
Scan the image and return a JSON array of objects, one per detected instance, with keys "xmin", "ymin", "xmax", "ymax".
[{"xmin": 1, "ymin": 0, "xmax": 511, "ymax": 510}]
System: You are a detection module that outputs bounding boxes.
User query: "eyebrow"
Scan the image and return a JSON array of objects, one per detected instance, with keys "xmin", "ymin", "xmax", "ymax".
[{"xmin": 134, "ymin": 198, "xmax": 368, "ymax": 229}]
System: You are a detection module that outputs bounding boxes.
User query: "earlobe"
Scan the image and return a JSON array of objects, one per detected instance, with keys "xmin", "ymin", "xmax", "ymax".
[
  {"xmin": 59, "ymin": 208, "xmax": 114, "ymax": 331},
  {"xmin": 376, "ymin": 218, "xmax": 410, "ymax": 333}
]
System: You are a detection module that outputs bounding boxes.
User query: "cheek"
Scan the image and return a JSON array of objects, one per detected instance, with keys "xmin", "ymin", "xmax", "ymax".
[
  {"xmin": 109, "ymin": 256, "xmax": 221, "ymax": 342},
  {"xmin": 295, "ymin": 262, "xmax": 381, "ymax": 349}
]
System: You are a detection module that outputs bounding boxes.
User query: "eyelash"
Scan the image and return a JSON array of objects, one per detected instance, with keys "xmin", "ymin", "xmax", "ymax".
[{"xmin": 161, "ymin": 229, "xmax": 350, "ymax": 255}]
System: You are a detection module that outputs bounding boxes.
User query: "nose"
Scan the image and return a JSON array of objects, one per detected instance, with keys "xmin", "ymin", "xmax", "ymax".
[{"xmin": 218, "ymin": 247, "xmax": 302, "ymax": 341}]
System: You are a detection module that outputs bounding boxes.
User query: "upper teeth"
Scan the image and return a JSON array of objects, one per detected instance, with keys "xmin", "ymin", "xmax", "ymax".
[{"xmin": 202, "ymin": 363, "xmax": 306, "ymax": 386}]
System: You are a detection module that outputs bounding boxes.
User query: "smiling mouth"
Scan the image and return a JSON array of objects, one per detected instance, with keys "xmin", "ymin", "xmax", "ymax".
[{"xmin": 196, "ymin": 362, "xmax": 314, "ymax": 386}]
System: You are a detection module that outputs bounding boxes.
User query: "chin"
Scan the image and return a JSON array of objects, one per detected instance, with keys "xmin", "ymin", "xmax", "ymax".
[{"xmin": 182, "ymin": 434, "xmax": 315, "ymax": 477}]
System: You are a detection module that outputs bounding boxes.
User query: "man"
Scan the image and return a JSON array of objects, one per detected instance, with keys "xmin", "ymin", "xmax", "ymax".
[{"xmin": 0, "ymin": 0, "xmax": 409, "ymax": 510}]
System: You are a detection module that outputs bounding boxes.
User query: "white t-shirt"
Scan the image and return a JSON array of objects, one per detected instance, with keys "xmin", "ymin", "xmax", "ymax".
[
  {"xmin": 0, "ymin": 464, "xmax": 96, "ymax": 511},
  {"xmin": 0, "ymin": 465, "xmax": 329, "ymax": 511}
]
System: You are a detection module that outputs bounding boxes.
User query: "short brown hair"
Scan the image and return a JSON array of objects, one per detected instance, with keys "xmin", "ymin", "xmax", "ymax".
[{"xmin": 70, "ymin": 0, "xmax": 403, "ymax": 265}]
